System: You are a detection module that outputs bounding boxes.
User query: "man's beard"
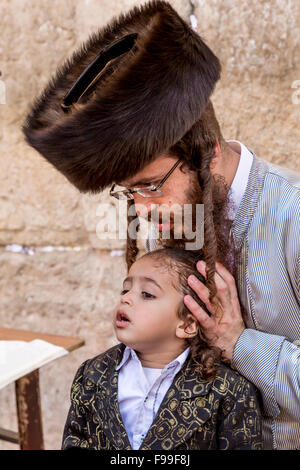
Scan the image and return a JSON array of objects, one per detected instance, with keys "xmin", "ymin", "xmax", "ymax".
[{"xmin": 148, "ymin": 173, "xmax": 235, "ymax": 273}]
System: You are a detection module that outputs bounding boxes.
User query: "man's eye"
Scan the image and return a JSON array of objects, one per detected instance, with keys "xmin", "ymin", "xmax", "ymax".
[
  {"xmin": 133, "ymin": 181, "xmax": 158, "ymax": 189},
  {"xmin": 142, "ymin": 291, "xmax": 155, "ymax": 299},
  {"xmin": 120, "ymin": 289, "xmax": 128, "ymax": 295}
]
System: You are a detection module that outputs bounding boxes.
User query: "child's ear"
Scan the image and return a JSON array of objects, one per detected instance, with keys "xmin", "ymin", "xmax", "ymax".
[{"xmin": 176, "ymin": 314, "xmax": 199, "ymax": 339}]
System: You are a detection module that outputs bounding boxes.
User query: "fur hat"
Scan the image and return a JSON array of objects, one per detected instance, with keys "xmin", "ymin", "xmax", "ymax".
[{"xmin": 22, "ymin": 0, "xmax": 221, "ymax": 193}]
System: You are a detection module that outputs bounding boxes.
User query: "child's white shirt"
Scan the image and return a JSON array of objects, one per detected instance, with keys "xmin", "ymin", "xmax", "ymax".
[{"xmin": 116, "ymin": 346, "xmax": 190, "ymax": 450}]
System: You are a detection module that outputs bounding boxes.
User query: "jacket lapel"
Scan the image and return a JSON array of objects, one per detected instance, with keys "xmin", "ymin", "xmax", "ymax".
[
  {"xmin": 231, "ymin": 152, "xmax": 267, "ymax": 252},
  {"xmin": 84, "ymin": 343, "xmax": 133, "ymax": 450},
  {"xmin": 140, "ymin": 357, "xmax": 214, "ymax": 450}
]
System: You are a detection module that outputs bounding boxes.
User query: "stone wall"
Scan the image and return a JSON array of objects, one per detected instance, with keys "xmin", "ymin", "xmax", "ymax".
[{"xmin": 0, "ymin": 0, "xmax": 299, "ymax": 449}]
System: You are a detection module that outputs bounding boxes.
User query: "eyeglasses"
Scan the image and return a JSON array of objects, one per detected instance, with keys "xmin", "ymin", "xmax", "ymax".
[{"xmin": 109, "ymin": 159, "xmax": 182, "ymax": 200}]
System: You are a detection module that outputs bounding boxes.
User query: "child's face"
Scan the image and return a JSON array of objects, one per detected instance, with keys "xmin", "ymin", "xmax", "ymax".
[{"xmin": 114, "ymin": 256, "xmax": 184, "ymax": 353}]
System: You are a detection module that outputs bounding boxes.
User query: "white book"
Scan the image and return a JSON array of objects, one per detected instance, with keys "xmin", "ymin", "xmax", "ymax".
[{"xmin": 0, "ymin": 339, "xmax": 69, "ymax": 389}]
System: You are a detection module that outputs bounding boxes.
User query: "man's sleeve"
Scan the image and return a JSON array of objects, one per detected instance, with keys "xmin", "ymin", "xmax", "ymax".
[
  {"xmin": 232, "ymin": 330, "xmax": 300, "ymax": 419},
  {"xmin": 232, "ymin": 189, "xmax": 300, "ymax": 421}
]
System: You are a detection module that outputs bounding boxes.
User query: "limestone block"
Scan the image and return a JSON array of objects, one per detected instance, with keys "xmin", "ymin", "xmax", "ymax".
[{"xmin": 195, "ymin": 0, "xmax": 300, "ymax": 170}]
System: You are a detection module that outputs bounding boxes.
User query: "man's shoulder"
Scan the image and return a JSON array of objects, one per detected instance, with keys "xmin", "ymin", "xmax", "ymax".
[
  {"xmin": 263, "ymin": 158, "xmax": 300, "ymax": 192},
  {"xmin": 254, "ymin": 156, "xmax": 300, "ymax": 218}
]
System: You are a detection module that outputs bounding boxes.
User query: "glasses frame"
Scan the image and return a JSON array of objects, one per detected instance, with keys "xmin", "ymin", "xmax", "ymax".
[{"xmin": 109, "ymin": 158, "xmax": 182, "ymax": 200}]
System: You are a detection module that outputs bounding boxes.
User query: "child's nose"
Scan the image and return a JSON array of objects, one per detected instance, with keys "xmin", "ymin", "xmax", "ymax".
[{"xmin": 121, "ymin": 291, "xmax": 133, "ymax": 305}]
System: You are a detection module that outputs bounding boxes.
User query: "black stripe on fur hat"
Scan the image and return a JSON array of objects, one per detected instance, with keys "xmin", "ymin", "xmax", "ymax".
[{"xmin": 22, "ymin": 0, "xmax": 221, "ymax": 194}]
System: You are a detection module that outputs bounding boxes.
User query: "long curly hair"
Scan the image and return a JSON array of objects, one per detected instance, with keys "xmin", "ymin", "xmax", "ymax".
[
  {"xmin": 137, "ymin": 246, "xmax": 222, "ymax": 380},
  {"xmin": 126, "ymin": 100, "xmax": 235, "ymax": 308}
]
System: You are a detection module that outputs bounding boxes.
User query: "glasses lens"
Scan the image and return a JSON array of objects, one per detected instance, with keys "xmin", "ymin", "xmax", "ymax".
[
  {"xmin": 110, "ymin": 185, "xmax": 130, "ymax": 200},
  {"xmin": 114, "ymin": 191, "xmax": 133, "ymax": 200},
  {"xmin": 115, "ymin": 192, "xmax": 126, "ymax": 200},
  {"xmin": 111, "ymin": 185, "xmax": 162, "ymax": 199},
  {"xmin": 137, "ymin": 188, "xmax": 162, "ymax": 197}
]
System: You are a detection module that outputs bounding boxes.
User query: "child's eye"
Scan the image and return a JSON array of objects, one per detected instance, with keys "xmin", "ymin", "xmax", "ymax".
[
  {"xmin": 120, "ymin": 289, "xmax": 155, "ymax": 299},
  {"xmin": 142, "ymin": 291, "xmax": 155, "ymax": 299}
]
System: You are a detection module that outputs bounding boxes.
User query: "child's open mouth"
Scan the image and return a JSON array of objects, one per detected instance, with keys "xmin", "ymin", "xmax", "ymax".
[{"xmin": 116, "ymin": 310, "xmax": 131, "ymax": 327}]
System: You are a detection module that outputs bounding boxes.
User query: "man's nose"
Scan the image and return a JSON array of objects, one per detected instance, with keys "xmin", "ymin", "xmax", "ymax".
[{"xmin": 133, "ymin": 198, "xmax": 157, "ymax": 219}]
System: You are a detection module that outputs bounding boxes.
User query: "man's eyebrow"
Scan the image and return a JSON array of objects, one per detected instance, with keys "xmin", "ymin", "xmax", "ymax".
[
  {"xmin": 123, "ymin": 276, "xmax": 163, "ymax": 291},
  {"xmin": 123, "ymin": 174, "xmax": 164, "ymax": 187}
]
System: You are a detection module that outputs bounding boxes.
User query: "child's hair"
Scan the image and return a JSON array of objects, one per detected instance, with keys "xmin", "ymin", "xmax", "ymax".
[{"xmin": 138, "ymin": 246, "xmax": 222, "ymax": 380}]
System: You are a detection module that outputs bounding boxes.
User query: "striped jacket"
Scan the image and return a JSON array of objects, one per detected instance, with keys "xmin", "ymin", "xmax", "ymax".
[{"xmin": 146, "ymin": 150, "xmax": 300, "ymax": 449}]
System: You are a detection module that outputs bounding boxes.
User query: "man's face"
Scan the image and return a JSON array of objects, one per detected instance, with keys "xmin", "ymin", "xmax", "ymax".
[
  {"xmin": 119, "ymin": 155, "xmax": 196, "ymax": 234},
  {"xmin": 119, "ymin": 153, "xmax": 232, "ymax": 255}
]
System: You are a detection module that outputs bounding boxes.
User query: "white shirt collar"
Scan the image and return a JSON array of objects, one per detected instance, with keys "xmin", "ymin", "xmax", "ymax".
[
  {"xmin": 226, "ymin": 139, "xmax": 254, "ymax": 220},
  {"xmin": 116, "ymin": 345, "xmax": 190, "ymax": 372}
]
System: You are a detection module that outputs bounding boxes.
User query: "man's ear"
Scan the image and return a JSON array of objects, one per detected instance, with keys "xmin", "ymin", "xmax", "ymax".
[
  {"xmin": 176, "ymin": 314, "xmax": 199, "ymax": 339},
  {"xmin": 209, "ymin": 140, "xmax": 221, "ymax": 171}
]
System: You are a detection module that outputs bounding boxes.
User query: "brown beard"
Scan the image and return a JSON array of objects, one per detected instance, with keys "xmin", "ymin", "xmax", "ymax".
[{"xmin": 153, "ymin": 172, "xmax": 236, "ymax": 274}]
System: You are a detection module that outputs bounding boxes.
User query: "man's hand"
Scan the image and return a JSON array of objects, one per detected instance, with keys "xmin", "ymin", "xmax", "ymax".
[{"xmin": 183, "ymin": 260, "xmax": 246, "ymax": 363}]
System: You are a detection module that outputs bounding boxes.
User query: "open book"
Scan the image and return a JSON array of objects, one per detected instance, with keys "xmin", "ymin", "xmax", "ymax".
[{"xmin": 0, "ymin": 339, "xmax": 68, "ymax": 389}]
